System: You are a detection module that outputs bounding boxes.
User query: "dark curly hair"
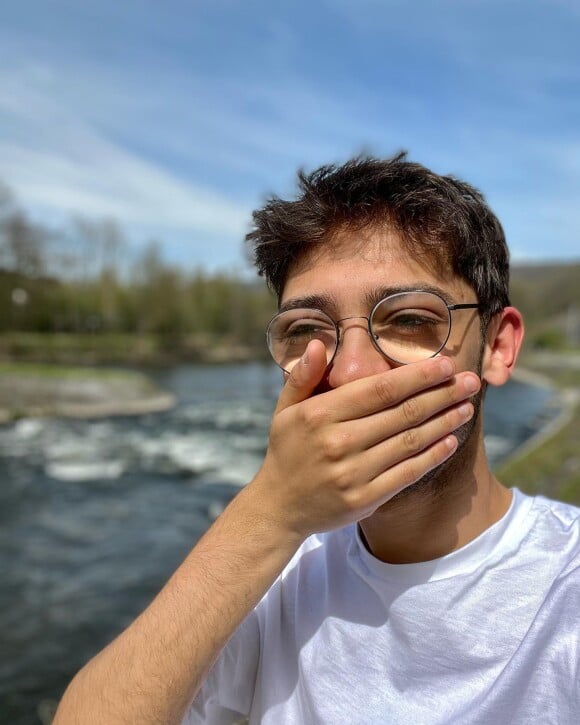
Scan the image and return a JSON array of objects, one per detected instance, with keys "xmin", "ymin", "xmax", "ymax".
[{"xmin": 246, "ymin": 152, "xmax": 510, "ymax": 320}]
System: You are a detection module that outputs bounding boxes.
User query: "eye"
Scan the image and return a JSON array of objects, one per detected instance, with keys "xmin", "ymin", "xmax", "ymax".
[
  {"xmin": 271, "ymin": 315, "xmax": 336, "ymax": 349},
  {"xmin": 375, "ymin": 308, "xmax": 443, "ymax": 330},
  {"xmin": 283, "ymin": 321, "xmax": 326, "ymax": 339},
  {"xmin": 285, "ymin": 316, "xmax": 331, "ymax": 332},
  {"xmin": 390, "ymin": 311, "xmax": 440, "ymax": 328}
]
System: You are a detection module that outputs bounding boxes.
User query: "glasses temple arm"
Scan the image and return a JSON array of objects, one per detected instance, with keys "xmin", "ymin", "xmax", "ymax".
[{"xmin": 447, "ymin": 303, "xmax": 481, "ymax": 311}]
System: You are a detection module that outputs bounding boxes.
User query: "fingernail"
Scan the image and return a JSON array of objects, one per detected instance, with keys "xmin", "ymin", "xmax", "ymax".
[
  {"xmin": 458, "ymin": 402, "xmax": 473, "ymax": 419},
  {"xmin": 464, "ymin": 375, "xmax": 480, "ymax": 394},
  {"xmin": 444, "ymin": 435, "xmax": 458, "ymax": 453},
  {"xmin": 439, "ymin": 358, "xmax": 453, "ymax": 377},
  {"xmin": 301, "ymin": 347, "xmax": 309, "ymax": 365}
]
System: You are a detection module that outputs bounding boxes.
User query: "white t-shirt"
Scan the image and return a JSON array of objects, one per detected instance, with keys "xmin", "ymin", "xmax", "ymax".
[{"xmin": 185, "ymin": 490, "xmax": 580, "ymax": 724}]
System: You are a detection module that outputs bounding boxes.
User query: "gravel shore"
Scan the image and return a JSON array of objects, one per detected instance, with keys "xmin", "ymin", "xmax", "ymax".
[{"xmin": 0, "ymin": 366, "xmax": 175, "ymax": 422}]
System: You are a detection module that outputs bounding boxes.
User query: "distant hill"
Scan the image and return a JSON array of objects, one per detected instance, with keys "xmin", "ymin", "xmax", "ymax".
[{"xmin": 510, "ymin": 261, "xmax": 580, "ymax": 349}]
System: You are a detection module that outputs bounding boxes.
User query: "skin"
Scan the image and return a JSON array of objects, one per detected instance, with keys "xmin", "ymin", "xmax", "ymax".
[
  {"xmin": 281, "ymin": 228, "xmax": 523, "ymax": 562},
  {"xmin": 54, "ymin": 228, "xmax": 524, "ymax": 724}
]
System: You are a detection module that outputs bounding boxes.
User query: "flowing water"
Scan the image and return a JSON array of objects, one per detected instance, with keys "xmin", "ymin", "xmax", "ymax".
[{"xmin": 0, "ymin": 363, "xmax": 557, "ymax": 723}]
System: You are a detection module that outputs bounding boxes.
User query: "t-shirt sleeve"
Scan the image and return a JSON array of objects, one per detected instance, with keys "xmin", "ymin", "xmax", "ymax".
[{"xmin": 181, "ymin": 610, "xmax": 260, "ymax": 724}]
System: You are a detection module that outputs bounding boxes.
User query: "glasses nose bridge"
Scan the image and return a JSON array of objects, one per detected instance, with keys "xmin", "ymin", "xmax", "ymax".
[
  {"xmin": 335, "ymin": 314, "xmax": 371, "ymax": 327},
  {"xmin": 334, "ymin": 314, "xmax": 375, "ymax": 348}
]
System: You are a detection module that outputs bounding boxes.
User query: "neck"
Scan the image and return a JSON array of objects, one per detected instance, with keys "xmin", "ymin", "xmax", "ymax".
[{"xmin": 358, "ymin": 428, "xmax": 512, "ymax": 565}]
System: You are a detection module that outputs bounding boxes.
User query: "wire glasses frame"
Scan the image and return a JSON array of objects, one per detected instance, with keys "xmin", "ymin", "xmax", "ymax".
[{"xmin": 266, "ymin": 290, "xmax": 481, "ymax": 372}]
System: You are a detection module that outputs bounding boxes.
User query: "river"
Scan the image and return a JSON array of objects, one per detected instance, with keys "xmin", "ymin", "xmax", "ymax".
[{"xmin": 0, "ymin": 363, "xmax": 558, "ymax": 724}]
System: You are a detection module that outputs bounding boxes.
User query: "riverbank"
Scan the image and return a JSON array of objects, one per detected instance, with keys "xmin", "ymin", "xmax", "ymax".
[
  {"xmin": 0, "ymin": 332, "xmax": 263, "ymax": 366},
  {"xmin": 0, "ymin": 363, "xmax": 175, "ymax": 422},
  {"xmin": 2, "ymin": 351, "xmax": 578, "ymax": 503},
  {"xmin": 496, "ymin": 351, "xmax": 580, "ymax": 504}
]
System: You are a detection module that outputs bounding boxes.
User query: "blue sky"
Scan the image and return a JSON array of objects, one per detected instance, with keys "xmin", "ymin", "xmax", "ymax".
[{"xmin": 0, "ymin": 0, "xmax": 579, "ymax": 272}]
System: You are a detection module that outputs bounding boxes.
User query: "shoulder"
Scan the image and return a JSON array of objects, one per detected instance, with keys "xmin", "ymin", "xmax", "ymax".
[
  {"xmin": 528, "ymin": 492, "xmax": 580, "ymax": 522},
  {"xmin": 525, "ymin": 492, "xmax": 580, "ymax": 539},
  {"xmin": 516, "ymin": 490, "xmax": 580, "ymax": 572}
]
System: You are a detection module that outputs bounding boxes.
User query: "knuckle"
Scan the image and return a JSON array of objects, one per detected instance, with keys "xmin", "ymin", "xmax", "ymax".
[
  {"xmin": 374, "ymin": 376, "xmax": 397, "ymax": 407},
  {"xmin": 400, "ymin": 396, "xmax": 422, "ymax": 425},
  {"xmin": 342, "ymin": 487, "xmax": 363, "ymax": 512},
  {"xmin": 399, "ymin": 440, "xmax": 450, "ymax": 485},
  {"xmin": 398, "ymin": 458, "xmax": 423, "ymax": 487},
  {"xmin": 321, "ymin": 433, "xmax": 346, "ymax": 462},
  {"xmin": 401, "ymin": 426, "xmax": 422, "ymax": 454},
  {"xmin": 420, "ymin": 362, "xmax": 438, "ymax": 386},
  {"xmin": 332, "ymin": 464, "xmax": 353, "ymax": 493}
]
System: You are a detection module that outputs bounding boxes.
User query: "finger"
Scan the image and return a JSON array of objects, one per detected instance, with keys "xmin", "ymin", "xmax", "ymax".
[
  {"xmin": 359, "ymin": 435, "xmax": 460, "ymax": 512},
  {"xmin": 274, "ymin": 339, "xmax": 328, "ymax": 413},
  {"xmin": 359, "ymin": 400, "xmax": 474, "ymax": 481},
  {"xmin": 319, "ymin": 356, "xmax": 468, "ymax": 421},
  {"xmin": 346, "ymin": 374, "xmax": 480, "ymax": 450}
]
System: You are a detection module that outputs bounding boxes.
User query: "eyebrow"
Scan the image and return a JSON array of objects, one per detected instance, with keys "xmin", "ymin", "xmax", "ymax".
[
  {"xmin": 279, "ymin": 283, "xmax": 456, "ymax": 314},
  {"xmin": 364, "ymin": 283, "xmax": 456, "ymax": 308},
  {"xmin": 278, "ymin": 292, "xmax": 337, "ymax": 314}
]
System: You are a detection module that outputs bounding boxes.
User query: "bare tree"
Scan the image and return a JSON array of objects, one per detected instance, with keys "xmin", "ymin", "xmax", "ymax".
[{"xmin": 3, "ymin": 212, "xmax": 47, "ymax": 278}]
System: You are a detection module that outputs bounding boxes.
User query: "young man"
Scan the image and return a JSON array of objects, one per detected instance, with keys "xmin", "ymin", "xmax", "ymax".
[{"xmin": 55, "ymin": 155, "xmax": 580, "ymax": 724}]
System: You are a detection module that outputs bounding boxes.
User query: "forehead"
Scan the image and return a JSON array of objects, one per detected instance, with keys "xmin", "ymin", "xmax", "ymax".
[{"xmin": 281, "ymin": 228, "xmax": 472, "ymax": 307}]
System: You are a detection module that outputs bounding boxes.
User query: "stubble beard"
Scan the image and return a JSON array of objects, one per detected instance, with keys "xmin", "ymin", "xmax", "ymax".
[{"xmin": 387, "ymin": 355, "xmax": 486, "ymax": 506}]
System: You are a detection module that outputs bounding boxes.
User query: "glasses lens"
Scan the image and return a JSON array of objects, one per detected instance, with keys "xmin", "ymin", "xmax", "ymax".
[
  {"xmin": 267, "ymin": 308, "xmax": 337, "ymax": 372},
  {"xmin": 371, "ymin": 292, "xmax": 450, "ymax": 364}
]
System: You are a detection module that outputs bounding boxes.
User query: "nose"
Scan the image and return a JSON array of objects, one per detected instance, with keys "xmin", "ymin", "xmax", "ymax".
[{"xmin": 325, "ymin": 318, "xmax": 396, "ymax": 389}]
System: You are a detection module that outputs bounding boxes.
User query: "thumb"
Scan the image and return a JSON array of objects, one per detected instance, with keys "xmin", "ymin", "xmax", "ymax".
[{"xmin": 274, "ymin": 339, "xmax": 328, "ymax": 413}]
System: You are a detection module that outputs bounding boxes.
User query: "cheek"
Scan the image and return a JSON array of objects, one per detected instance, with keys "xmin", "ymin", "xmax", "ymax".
[
  {"xmin": 470, "ymin": 338, "xmax": 486, "ymax": 377},
  {"xmin": 447, "ymin": 318, "xmax": 485, "ymax": 374}
]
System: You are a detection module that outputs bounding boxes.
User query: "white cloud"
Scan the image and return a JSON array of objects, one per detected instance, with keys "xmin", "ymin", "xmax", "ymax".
[
  {"xmin": 0, "ymin": 64, "xmax": 250, "ymax": 242},
  {"xmin": 0, "ymin": 7, "xmax": 578, "ymax": 269}
]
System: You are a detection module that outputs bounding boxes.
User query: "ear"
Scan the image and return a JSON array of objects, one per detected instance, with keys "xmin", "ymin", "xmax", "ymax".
[{"xmin": 481, "ymin": 307, "xmax": 525, "ymax": 387}]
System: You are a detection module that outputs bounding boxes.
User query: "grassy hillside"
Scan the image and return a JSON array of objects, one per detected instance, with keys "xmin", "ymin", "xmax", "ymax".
[
  {"xmin": 496, "ymin": 352, "xmax": 580, "ymax": 504},
  {"xmin": 510, "ymin": 261, "xmax": 580, "ymax": 350}
]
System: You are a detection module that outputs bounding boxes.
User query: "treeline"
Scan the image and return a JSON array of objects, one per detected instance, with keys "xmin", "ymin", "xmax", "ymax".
[
  {"xmin": 1, "ymin": 179, "xmax": 579, "ymax": 363},
  {"xmin": 0, "ymin": 181, "xmax": 276, "ymax": 362}
]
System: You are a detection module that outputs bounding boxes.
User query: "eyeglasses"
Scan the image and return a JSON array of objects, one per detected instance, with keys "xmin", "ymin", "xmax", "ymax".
[{"xmin": 267, "ymin": 290, "xmax": 480, "ymax": 372}]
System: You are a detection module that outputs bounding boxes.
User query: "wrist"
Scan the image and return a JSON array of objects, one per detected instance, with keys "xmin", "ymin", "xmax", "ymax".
[{"xmin": 240, "ymin": 471, "xmax": 308, "ymax": 550}]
